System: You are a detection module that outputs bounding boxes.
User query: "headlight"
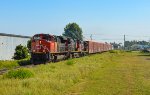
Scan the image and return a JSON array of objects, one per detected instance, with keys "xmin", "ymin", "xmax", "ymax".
[{"xmin": 39, "ymin": 41, "xmax": 41, "ymax": 44}]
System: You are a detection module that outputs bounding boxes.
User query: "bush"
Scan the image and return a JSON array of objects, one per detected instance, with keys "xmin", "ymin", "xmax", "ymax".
[
  {"xmin": 66, "ymin": 59, "xmax": 75, "ymax": 65},
  {"xmin": 13, "ymin": 44, "xmax": 29, "ymax": 60},
  {"xmin": 4, "ymin": 69, "xmax": 34, "ymax": 79}
]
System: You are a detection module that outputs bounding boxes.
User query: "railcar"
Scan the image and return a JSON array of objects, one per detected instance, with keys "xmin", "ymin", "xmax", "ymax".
[{"xmin": 84, "ymin": 41, "xmax": 112, "ymax": 54}]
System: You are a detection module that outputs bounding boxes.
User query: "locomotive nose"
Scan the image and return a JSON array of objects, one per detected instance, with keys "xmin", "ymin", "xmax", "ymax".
[
  {"xmin": 36, "ymin": 45, "xmax": 41, "ymax": 50},
  {"xmin": 33, "ymin": 40, "xmax": 42, "ymax": 52}
]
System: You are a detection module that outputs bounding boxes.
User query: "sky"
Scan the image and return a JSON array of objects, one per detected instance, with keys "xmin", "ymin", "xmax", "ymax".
[{"xmin": 0, "ymin": 0, "xmax": 150, "ymax": 43}]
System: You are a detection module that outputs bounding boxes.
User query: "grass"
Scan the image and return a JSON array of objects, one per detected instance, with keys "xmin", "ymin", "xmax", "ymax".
[
  {"xmin": 0, "ymin": 60, "xmax": 19, "ymax": 69},
  {"xmin": 0, "ymin": 51, "xmax": 150, "ymax": 95}
]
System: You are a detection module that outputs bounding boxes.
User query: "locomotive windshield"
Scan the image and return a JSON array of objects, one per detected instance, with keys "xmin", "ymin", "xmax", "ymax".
[
  {"xmin": 33, "ymin": 34, "xmax": 53, "ymax": 41},
  {"xmin": 33, "ymin": 36, "xmax": 40, "ymax": 40},
  {"xmin": 33, "ymin": 34, "xmax": 41, "ymax": 40}
]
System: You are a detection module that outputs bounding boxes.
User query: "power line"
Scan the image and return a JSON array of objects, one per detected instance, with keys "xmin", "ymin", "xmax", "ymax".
[
  {"xmin": 83, "ymin": 34, "xmax": 150, "ymax": 44},
  {"xmin": 95, "ymin": 39, "xmax": 123, "ymax": 40},
  {"xmin": 90, "ymin": 34, "xmax": 92, "ymax": 40},
  {"xmin": 84, "ymin": 34, "xmax": 150, "ymax": 37}
]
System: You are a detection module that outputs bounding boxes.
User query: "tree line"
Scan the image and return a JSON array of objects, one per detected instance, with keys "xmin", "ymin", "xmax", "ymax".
[
  {"xmin": 111, "ymin": 40, "xmax": 150, "ymax": 50},
  {"xmin": 125, "ymin": 40, "xmax": 150, "ymax": 47}
]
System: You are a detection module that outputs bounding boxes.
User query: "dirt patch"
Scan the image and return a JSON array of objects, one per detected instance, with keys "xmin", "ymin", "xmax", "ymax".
[{"xmin": 146, "ymin": 58, "xmax": 150, "ymax": 60}]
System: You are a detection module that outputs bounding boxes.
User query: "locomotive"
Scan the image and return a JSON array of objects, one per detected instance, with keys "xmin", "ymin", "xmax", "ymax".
[{"xmin": 30, "ymin": 33, "xmax": 112, "ymax": 64}]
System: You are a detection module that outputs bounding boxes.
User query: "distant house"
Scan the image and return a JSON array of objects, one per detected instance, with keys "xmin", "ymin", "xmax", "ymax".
[
  {"xmin": 0, "ymin": 33, "xmax": 31, "ymax": 60},
  {"xmin": 131, "ymin": 44, "xmax": 150, "ymax": 51}
]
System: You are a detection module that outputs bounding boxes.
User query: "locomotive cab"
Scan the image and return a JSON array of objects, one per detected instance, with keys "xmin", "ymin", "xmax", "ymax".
[{"xmin": 31, "ymin": 34, "xmax": 56, "ymax": 53}]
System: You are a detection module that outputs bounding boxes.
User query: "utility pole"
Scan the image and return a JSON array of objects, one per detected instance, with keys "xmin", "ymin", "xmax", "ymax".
[
  {"xmin": 149, "ymin": 38, "xmax": 150, "ymax": 45},
  {"xmin": 124, "ymin": 35, "xmax": 126, "ymax": 50},
  {"xmin": 90, "ymin": 34, "xmax": 92, "ymax": 41}
]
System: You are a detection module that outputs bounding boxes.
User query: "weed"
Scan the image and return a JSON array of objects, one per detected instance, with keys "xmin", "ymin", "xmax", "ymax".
[
  {"xmin": 0, "ymin": 59, "xmax": 30, "ymax": 69},
  {"xmin": 50, "ymin": 65, "xmax": 56, "ymax": 69},
  {"xmin": 126, "ymin": 50, "xmax": 132, "ymax": 52},
  {"xmin": 109, "ymin": 50, "xmax": 118, "ymax": 53},
  {"xmin": 4, "ymin": 69, "xmax": 34, "ymax": 79},
  {"xmin": 65, "ymin": 59, "xmax": 75, "ymax": 65},
  {"xmin": 22, "ymin": 81, "xmax": 30, "ymax": 88}
]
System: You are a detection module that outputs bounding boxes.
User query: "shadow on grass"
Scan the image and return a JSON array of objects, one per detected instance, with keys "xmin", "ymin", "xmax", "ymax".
[
  {"xmin": 18, "ymin": 60, "xmax": 31, "ymax": 66},
  {"xmin": 146, "ymin": 58, "xmax": 150, "ymax": 60},
  {"xmin": 138, "ymin": 53, "xmax": 150, "ymax": 60},
  {"xmin": 138, "ymin": 54, "xmax": 150, "ymax": 56}
]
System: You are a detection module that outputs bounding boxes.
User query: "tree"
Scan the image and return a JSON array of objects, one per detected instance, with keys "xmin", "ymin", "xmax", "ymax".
[
  {"xmin": 63, "ymin": 23, "xmax": 83, "ymax": 40},
  {"xmin": 27, "ymin": 39, "xmax": 31, "ymax": 51},
  {"xmin": 125, "ymin": 40, "xmax": 150, "ymax": 48},
  {"xmin": 13, "ymin": 44, "xmax": 29, "ymax": 60},
  {"xmin": 110, "ymin": 42, "xmax": 122, "ymax": 49}
]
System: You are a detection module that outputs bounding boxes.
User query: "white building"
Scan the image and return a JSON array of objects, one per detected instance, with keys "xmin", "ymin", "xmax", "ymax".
[{"xmin": 0, "ymin": 33, "xmax": 31, "ymax": 60}]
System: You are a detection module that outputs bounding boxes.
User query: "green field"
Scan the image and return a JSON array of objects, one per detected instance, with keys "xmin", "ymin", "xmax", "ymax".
[{"xmin": 0, "ymin": 51, "xmax": 150, "ymax": 95}]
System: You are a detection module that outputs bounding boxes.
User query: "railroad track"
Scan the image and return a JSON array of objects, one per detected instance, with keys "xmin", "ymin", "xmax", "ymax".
[
  {"xmin": 0, "ymin": 64, "xmax": 35, "ymax": 75},
  {"xmin": 0, "ymin": 68, "xmax": 8, "ymax": 75},
  {"xmin": 0, "ymin": 59, "xmax": 63, "ymax": 75}
]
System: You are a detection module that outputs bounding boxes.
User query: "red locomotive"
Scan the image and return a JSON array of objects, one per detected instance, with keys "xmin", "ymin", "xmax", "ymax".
[{"xmin": 31, "ymin": 33, "xmax": 112, "ymax": 64}]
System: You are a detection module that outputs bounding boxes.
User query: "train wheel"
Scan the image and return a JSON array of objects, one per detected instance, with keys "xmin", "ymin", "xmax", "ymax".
[
  {"xmin": 46, "ymin": 53, "xmax": 51, "ymax": 63},
  {"xmin": 69, "ymin": 54, "xmax": 73, "ymax": 59},
  {"xmin": 32, "ymin": 60, "xmax": 37, "ymax": 65},
  {"xmin": 78, "ymin": 53, "xmax": 82, "ymax": 57},
  {"xmin": 81, "ymin": 52, "xmax": 85, "ymax": 57},
  {"xmin": 30, "ymin": 59, "xmax": 34, "ymax": 64},
  {"xmin": 67, "ymin": 52, "xmax": 71, "ymax": 59},
  {"xmin": 53, "ymin": 55, "xmax": 57, "ymax": 62},
  {"xmin": 31, "ymin": 58, "xmax": 36, "ymax": 65},
  {"xmin": 50, "ymin": 55, "xmax": 54, "ymax": 62}
]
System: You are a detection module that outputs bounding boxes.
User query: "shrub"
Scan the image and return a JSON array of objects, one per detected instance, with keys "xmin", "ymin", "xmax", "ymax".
[
  {"xmin": 4, "ymin": 69, "xmax": 34, "ymax": 79},
  {"xmin": 141, "ymin": 49, "xmax": 150, "ymax": 53},
  {"xmin": 13, "ymin": 44, "xmax": 29, "ymax": 60},
  {"xmin": 65, "ymin": 59, "xmax": 75, "ymax": 65}
]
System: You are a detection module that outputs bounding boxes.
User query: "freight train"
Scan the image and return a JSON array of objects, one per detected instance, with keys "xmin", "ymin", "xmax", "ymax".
[{"xmin": 30, "ymin": 33, "xmax": 112, "ymax": 64}]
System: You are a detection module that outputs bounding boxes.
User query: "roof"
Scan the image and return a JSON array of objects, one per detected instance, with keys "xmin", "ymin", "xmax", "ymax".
[{"xmin": 0, "ymin": 33, "xmax": 31, "ymax": 38}]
